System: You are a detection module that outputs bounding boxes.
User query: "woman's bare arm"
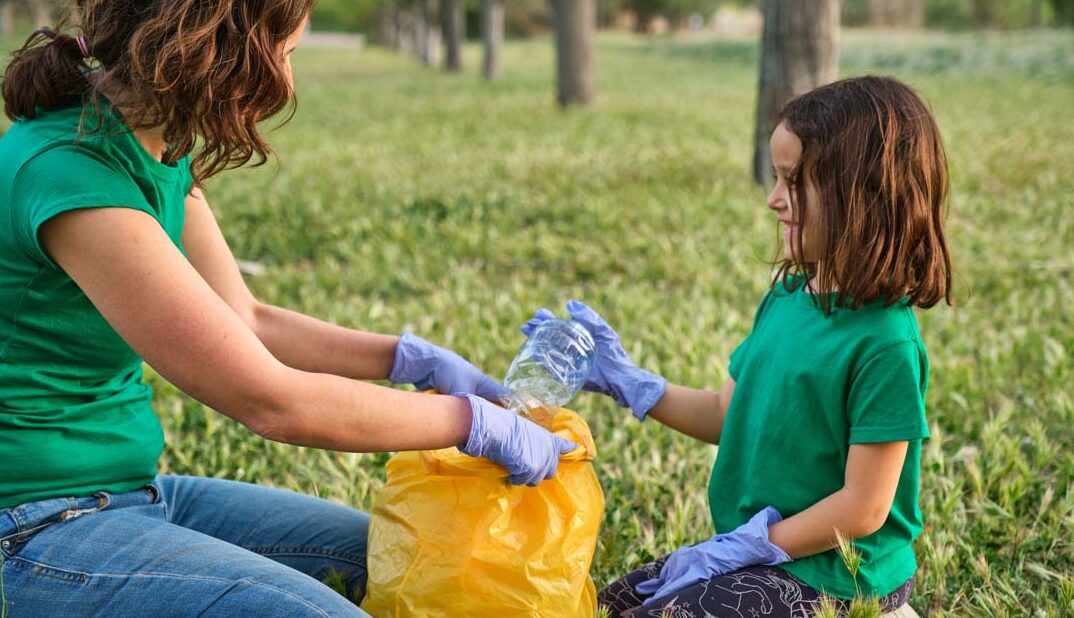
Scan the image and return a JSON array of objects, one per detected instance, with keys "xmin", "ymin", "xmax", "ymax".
[
  {"xmin": 181, "ymin": 188, "xmax": 400, "ymax": 381},
  {"xmin": 41, "ymin": 206, "xmax": 471, "ymax": 452}
]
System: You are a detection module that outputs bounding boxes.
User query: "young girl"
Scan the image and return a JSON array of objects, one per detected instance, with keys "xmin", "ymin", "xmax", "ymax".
[
  {"xmin": 525, "ymin": 76, "xmax": 951, "ymax": 616},
  {"xmin": 0, "ymin": 2, "xmax": 574, "ymax": 616}
]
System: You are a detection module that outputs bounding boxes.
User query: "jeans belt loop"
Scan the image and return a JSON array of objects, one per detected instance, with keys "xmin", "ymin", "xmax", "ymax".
[{"xmin": 58, "ymin": 493, "xmax": 109, "ymax": 522}]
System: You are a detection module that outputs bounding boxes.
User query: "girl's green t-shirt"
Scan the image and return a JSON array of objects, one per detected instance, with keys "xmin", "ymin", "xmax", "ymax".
[
  {"xmin": 710, "ymin": 278, "xmax": 930, "ymax": 600},
  {"xmin": 0, "ymin": 101, "xmax": 192, "ymax": 508}
]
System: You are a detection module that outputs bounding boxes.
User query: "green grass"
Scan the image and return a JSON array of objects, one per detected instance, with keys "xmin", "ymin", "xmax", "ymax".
[{"xmin": 3, "ymin": 28, "xmax": 1074, "ymax": 615}]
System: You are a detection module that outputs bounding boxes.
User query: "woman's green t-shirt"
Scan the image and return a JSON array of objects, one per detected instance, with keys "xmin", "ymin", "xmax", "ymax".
[
  {"xmin": 709, "ymin": 278, "xmax": 931, "ymax": 600},
  {"xmin": 0, "ymin": 101, "xmax": 192, "ymax": 508}
]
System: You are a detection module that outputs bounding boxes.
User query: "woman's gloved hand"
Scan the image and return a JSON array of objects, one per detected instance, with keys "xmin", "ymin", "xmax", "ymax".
[
  {"xmin": 635, "ymin": 506, "xmax": 792, "ymax": 604},
  {"xmin": 457, "ymin": 394, "xmax": 579, "ymax": 486},
  {"xmin": 390, "ymin": 332, "xmax": 508, "ymax": 402},
  {"xmin": 521, "ymin": 300, "xmax": 667, "ymax": 420}
]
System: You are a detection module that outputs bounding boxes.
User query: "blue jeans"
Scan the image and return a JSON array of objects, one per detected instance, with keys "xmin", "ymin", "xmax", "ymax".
[{"xmin": 0, "ymin": 475, "xmax": 371, "ymax": 617}]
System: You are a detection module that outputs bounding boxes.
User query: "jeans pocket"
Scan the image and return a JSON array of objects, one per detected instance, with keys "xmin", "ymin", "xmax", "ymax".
[{"xmin": 1, "ymin": 521, "xmax": 56, "ymax": 558}]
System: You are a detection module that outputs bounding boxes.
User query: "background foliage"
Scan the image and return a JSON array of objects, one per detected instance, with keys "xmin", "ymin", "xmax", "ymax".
[{"xmin": 302, "ymin": 0, "xmax": 1074, "ymax": 33}]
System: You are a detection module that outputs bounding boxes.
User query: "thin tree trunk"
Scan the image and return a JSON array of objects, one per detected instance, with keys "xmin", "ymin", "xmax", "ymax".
[
  {"xmin": 551, "ymin": 0, "xmax": 596, "ymax": 107},
  {"xmin": 375, "ymin": 5, "xmax": 397, "ymax": 49},
  {"xmin": 971, "ymin": 0, "xmax": 997, "ymax": 27},
  {"xmin": 868, "ymin": 0, "xmax": 889, "ymax": 26},
  {"xmin": 1029, "ymin": 0, "xmax": 1043, "ymax": 27},
  {"xmin": 397, "ymin": 4, "xmax": 416, "ymax": 55},
  {"xmin": 29, "ymin": 0, "xmax": 52, "ymax": 26},
  {"xmin": 417, "ymin": 0, "xmax": 440, "ymax": 67},
  {"xmin": 752, "ymin": 0, "xmax": 839, "ymax": 185},
  {"xmin": 0, "ymin": 1, "xmax": 14, "ymax": 38},
  {"xmin": 441, "ymin": 0, "xmax": 464, "ymax": 72},
  {"xmin": 634, "ymin": 10, "xmax": 655, "ymax": 34},
  {"xmin": 869, "ymin": 0, "xmax": 923, "ymax": 27},
  {"xmin": 905, "ymin": 0, "xmax": 924, "ymax": 28},
  {"xmin": 482, "ymin": 0, "xmax": 504, "ymax": 80}
]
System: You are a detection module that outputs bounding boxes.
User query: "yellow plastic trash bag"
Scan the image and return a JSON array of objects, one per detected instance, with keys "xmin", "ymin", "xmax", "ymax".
[{"xmin": 360, "ymin": 407, "xmax": 604, "ymax": 618}]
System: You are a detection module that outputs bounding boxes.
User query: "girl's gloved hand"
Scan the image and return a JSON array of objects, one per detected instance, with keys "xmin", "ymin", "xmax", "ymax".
[
  {"xmin": 521, "ymin": 300, "xmax": 667, "ymax": 420},
  {"xmin": 457, "ymin": 394, "xmax": 580, "ymax": 486},
  {"xmin": 390, "ymin": 332, "xmax": 508, "ymax": 402},
  {"xmin": 635, "ymin": 506, "xmax": 792, "ymax": 604}
]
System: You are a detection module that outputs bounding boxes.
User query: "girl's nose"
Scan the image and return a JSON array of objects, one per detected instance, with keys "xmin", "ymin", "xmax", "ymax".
[{"xmin": 766, "ymin": 187, "xmax": 783, "ymax": 212}]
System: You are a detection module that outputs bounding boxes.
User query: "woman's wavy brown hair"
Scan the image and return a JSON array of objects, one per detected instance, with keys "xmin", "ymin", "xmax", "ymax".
[
  {"xmin": 2, "ymin": 0, "xmax": 313, "ymax": 185},
  {"xmin": 774, "ymin": 75, "xmax": 953, "ymax": 314}
]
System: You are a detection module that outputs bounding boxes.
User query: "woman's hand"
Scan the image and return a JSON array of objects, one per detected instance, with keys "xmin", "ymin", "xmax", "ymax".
[
  {"xmin": 635, "ymin": 507, "xmax": 791, "ymax": 604},
  {"xmin": 521, "ymin": 300, "xmax": 667, "ymax": 420},
  {"xmin": 457, "ymin": 394, "xmax": 579, "ymax": 486},
  {"xmin": 390, "ymin": 333, "xmax": 508, "ymax": 402}
]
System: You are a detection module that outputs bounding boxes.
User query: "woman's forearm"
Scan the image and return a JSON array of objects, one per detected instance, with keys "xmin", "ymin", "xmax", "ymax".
[
  {"xmin": 252, "ymin": 302, "xmax": 399, "ymax": 380},
  {"xmin": 255, "ymin": 367, "xmax": 473, "ymax": 452}
]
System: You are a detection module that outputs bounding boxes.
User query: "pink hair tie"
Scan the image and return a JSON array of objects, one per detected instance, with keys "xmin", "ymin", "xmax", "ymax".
[{"xmin": 76, "ymin": 35, "xmax": 90, "ymax": 58}]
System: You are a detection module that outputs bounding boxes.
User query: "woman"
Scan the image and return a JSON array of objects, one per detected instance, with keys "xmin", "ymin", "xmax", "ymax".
[{"xmin": 0, "ymin": 1, "xmax": 576, "ymax": 616}]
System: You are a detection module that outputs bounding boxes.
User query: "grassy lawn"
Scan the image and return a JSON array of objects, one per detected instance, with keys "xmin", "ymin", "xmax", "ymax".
[{"xmin": 3, "ymin": 28, "xmax": 1073, "ymax": 615}]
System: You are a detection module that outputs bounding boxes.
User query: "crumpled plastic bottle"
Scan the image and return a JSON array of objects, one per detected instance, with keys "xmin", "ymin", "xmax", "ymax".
[{"xmin": 500, "ymin": 317, "xmax": 595, "ymax": 417}]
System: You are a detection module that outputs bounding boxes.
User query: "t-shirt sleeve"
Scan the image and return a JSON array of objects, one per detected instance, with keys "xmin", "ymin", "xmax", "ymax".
[
  {"xmin": 728, "ymin": 336, "xmax": 749, "ymax": 381},
  {"xmin": 10, "ymin": 146, "xmax": 155, "ymax": 268},
  {"xmin": 729, "ymin": 291, "xmax": 773, "ymax": 380},
  {"xmin": 847, "ymin": 340, "xmax": 930, "ymax": 444}
]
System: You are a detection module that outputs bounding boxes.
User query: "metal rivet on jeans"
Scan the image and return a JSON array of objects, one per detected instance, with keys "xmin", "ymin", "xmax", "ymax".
[{"xmin": 1, "ymin": 540, "xmax": 10, "ymax": 548}]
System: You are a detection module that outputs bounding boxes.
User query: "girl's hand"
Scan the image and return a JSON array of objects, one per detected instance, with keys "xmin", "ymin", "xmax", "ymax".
[
  {"xmin": 635, "ymin": 507, "xmax": 791, "ymax": 605},
  {"xmin": 456, "ymin": 394, "xmax": 580, "ymax": 486},
  {"xmin": 520, "ymin": 300, "xmax": 667, "ymax": 420},
  {"xmin": 390, "ymin": 333, "xmax": 508, "ymax": 402}
]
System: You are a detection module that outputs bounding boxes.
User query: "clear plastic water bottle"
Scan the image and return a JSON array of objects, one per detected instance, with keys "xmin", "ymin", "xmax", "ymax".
[{"xmin": 501, "ymin": 318, "xmax": 596, "ymax": 416}]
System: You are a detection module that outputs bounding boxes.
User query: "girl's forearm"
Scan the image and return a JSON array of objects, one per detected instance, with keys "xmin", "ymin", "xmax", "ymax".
[
  {"xmin": 646, "ymin": 382, "xmax": 730, "ymax": 445},
  {"xmin": 767, "ymin": 488, "xmax": 882, "ymax": 560},
  {"xmin": 252, "ymin": 302, "xmax": 399, "ymax": 380}
]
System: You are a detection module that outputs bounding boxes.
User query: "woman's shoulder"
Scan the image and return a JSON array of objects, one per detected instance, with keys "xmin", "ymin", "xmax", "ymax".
[{"xmin": 2, "ymin": 105, "xmax": 110, "ymax": 175}]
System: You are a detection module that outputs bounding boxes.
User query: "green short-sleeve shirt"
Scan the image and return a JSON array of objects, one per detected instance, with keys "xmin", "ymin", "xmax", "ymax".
[
  {"xmin": 0, "ymin": 101, "xmax": 192, "ymax": 508},
  {"xmin": 711, "ymin": 277, "xmax": 930, "ymax": 600}
]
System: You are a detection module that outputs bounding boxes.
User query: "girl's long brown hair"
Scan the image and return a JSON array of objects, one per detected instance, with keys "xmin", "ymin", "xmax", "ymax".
[
  {"xmin": 775, "ymin": 75, "xmax": 953, "ymax": 313},
  {"xmin": 2, "ymin": 0, "xmax": 313, "ymax": 186}
]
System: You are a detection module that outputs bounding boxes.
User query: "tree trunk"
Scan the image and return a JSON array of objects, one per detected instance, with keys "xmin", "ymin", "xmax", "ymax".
[
  {"xmin": 1029, "ymin": 0, "xmax": 1043, "ymax": 27},
  {"xmin": 375, "ymin": 5, "xmax": 395, "ymax": 48},
  {"xmin": 29, "ymin": 0, "xmax": 52, "ymax": 26},
  {"xmin": 971, "ymin": 0, "xmax": 997, "ymax": 27},
  {"xmin": 551, "ymin": 0, "xmax": 596, "ymax": 107},
  {"xmin": 416, "ymin": 0, "xmax": 440, "ymax": 67},
  {"xmin": 634, "ymin": 10, "xmax": 655, "ymax": 33},
  {"xmin": 403, "ymin": 7, "xmax": 418, "ymax": 55},
  {"xmin": 869, "ymin": 0, "xmax": 923, "ymax": 28},
  {"xmin": 481, "ymin": 0, "xmax": 504, "ymax": 80},
  {"xmin": 1050, "ymin": 0, "xmax": 1074, "ymax": 26},
  {"xmin": 0, "ymin": 1, "xmax": 14, "ymax": 38},
  {"xmin": 441, "ymin": 0, "xmax": 464, "ymax": 72},
  {"xmin": 752, "ymin": 0, "xmax": 839, "ymax": 185}
]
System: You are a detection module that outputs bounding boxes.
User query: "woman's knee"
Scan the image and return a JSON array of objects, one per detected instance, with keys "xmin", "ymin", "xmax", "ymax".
[{"xmin": 202, "ymin": 574, "xmax": 371, "ymax": 618}]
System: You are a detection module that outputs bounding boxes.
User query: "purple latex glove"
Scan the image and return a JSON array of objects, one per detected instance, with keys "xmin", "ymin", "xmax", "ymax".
[
  {"xmin": 635, "ymin": 506, "xmax": 792, "ymax": 604},
  {"xmin": 521, "ymin": 300, "xmax": 667, "ymax": 420},
  {"xmin": 456, "ymin": 394, "xmax": 580, "ymax": 486},
  {"xmin": 390, "ymin": 332, "xmax": 508, "ymax": 402}
]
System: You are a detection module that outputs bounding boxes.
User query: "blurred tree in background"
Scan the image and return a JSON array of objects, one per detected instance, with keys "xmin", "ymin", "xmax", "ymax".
[
  {"xmin": 0, "ymin": 0, "xmax": 1069, "ymax": 36},
  {"xmin": 310, "ymin": 0, "xmax": 385, "ymax": 33},
  {"xmin": 302, "ymin": 0, "xmax": 1072, "ymax": 35}
]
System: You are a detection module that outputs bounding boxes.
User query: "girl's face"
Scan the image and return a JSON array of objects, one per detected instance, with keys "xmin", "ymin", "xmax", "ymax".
[
  {"xmin": 280, "ymin": 17, "xmax": 308, "ymax": 94},
  {"xmin": 767, "ymin": 121, "xmax": 824, "ymax": 263}
]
